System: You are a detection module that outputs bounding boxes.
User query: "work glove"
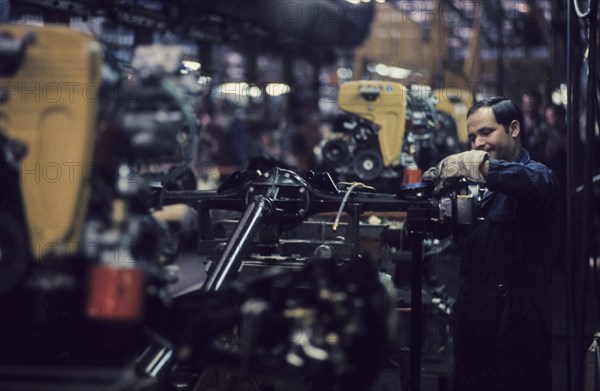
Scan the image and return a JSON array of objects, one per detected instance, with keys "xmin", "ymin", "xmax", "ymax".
[
  {"xmin": 421, "ymin": 166, "xmax": 439, "ymax": 183},
  {"xmin": 423, "ymin": 150, "xmax": 489, "ymax": 194}
]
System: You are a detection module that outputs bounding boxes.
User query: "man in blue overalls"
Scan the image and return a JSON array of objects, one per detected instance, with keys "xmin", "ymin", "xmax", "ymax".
[{"xmin": 425, "ymin": 97, "xmax": 560, "ymax": 391}]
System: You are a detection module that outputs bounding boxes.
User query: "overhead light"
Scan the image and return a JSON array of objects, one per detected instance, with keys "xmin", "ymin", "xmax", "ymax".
[
  {"xmin": 375, "ymin": 63, "xmax": 390, "ymax": 76},
  {"xmin": 217, "ymin": 82, "xmax": 250, "ymax": 96},
  {"xmin": 373, "ymin": 63, "xmax": 412, "ymax": 79},
  {"xmin": 514, "ymin": 1, "xmax": 531, "ymax": 14},
  {"xmin": 248, "ymin": 86, "xmax": 263, "ymax": 99},
  {"xmin": 182, "ymin": 60, "xmax": 201, "ymax": 71},
  {"xmin": 216, "ymin": 82, "xmax": 263, "ymax": 99},
  {"xmin": 551, "ymin": 84, "xmax": 567, "ymax": 106},
  {"xmin": 265, "ymin": 83, "xmax": 291, "ymax": 97},
  {"xmin": 389, "ymin": 67, "xmax": 411, "ymax": 79}
]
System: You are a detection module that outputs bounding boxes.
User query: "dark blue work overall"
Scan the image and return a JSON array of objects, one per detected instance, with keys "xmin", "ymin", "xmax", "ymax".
[{"xmin": 453, "ymin": 150, "xmax": 560, "ymax": 391}]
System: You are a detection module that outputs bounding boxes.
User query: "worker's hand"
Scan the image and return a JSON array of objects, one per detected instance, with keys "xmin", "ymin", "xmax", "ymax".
[
  {"xmin": 428, "ymin": 150, "xmax": 489, "ymax": 194},
  {"xmin": 421, "ymin": 166, "xmax": 439, "ymax": 183}
]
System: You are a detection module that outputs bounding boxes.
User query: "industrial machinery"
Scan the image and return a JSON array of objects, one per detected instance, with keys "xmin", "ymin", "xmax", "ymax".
[
  {"xmin": 0, "ymin": 22, "xmax": 480, "ymax": 391},
  {"xmin": 0, "ymin": 24, "xmax": 101, "ymax": 293},
  {"xmin": 152, "ymin": 167, "xmax": 482, "ymax": 390},
  {"xmin": 321, "ymin": 80, "xmax": 408, "ymax": 186},
  {"xmin": 0, "ymin": 23, "xmax": 195, "ymax": 389},
  {"xmin": 320, "ymin": 81, "xmax": 462, "ymax": 190}
]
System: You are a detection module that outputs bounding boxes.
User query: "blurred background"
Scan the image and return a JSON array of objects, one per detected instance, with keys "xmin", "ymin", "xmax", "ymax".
[{"xmin": 0, "ymin": 1, "xmax": 598, "ymax": 390}]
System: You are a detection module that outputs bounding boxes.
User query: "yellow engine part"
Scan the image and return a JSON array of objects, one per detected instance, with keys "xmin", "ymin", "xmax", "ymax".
[
  {"xmin": 0, "ymin": 24, "xmax": 102, "ymax": 260},
  {"xmin": 338, "ymin": 81, "xmax": 408, "ymax": 167},
  {"xmin": 433, "ymin": 88, "xmax": 474, "ymax": 143}
]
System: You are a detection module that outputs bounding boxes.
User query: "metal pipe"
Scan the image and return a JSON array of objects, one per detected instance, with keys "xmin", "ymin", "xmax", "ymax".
[
  {"xmin": 409, "ymin": 235, "xmax": 423, "ymax": 391},
  {"xmin": 495, "ymin": 0, "xmax": 504, "ymax": 96},
  {"xmin": 580, "ymin": 2, "xmax": 598, "ymax": 389},
  {"xmin": 566, "ymin": 1, "xmax": 575, "ymax": 388},
  {"xmin": 201, "ymin": 196, "xmax": 271, "ymax": 292}
]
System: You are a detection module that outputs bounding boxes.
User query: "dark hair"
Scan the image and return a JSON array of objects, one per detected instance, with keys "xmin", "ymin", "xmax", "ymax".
[
  {"xmin": 523, "ymin": 89, "xmax": 541, "ymax": 104},
  {"xmin": 544, "ymin": 103, "xmax": 566, "ymax": 117},
  {"xmin": 467, "ymin": 97, "xmax": 524, "ymax": 133}
]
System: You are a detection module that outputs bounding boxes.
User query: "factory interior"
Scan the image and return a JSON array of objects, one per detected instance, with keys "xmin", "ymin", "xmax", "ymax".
[{"xmin": 0, "ymin": 1, "xmax": 598, "ymax": 390}]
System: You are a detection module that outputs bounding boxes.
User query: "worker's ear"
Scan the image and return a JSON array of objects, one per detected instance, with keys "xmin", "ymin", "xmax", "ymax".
[{"xmin": 509, "ymin": 120, "xmax": 520, "ymax": 139}]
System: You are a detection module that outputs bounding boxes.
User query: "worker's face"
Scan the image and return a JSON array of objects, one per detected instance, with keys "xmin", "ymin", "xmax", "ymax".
[
  {"xmin": 521, "ymin": 94, "xmax": 537, "ymax": 113},
  {"xmin": 467, "ymin": 107, "xmax": 520, "ymax": 162},
  {"xmin": 545, "ymin": 107, "xmax": 557, "ymax": 125}
]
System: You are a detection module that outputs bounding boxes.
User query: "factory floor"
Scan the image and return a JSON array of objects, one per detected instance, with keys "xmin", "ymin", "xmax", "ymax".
[{"xmin": 171, "ymin": 250, "xmax": 599, "ymax": 391}]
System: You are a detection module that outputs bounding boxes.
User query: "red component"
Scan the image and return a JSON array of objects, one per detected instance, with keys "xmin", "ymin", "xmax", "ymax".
[
  {"xmin": 402, "ymin": 168, "xmax": 422, "ymax": 185},
  {"xmin": 86, "ymin": 265, "xmax": 145, "ymax": 321}
]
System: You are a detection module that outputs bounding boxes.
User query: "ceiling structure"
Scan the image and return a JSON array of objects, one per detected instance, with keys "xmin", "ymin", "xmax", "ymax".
[
  {"xmin": 4, "ymin": 0, "xmax": 570, "ymax": 101},
  {"xmin": 7, "ymin": 0, "xmax": 375, "ymax": 62},
  {"xmin": 353, "ymin": 0, "xmax": 564, "ymax": 100}
]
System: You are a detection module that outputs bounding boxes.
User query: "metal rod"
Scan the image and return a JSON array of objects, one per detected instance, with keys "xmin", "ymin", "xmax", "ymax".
[
  {"xmin": 495, "ymin": 0, "xmax": 504, "ymax": 96},
  {"xmin": 201, "ymin": 196, "xmax": 271, "ymax": 292},
  {"xmin": 595, "ymin": 337, "xmax": 600, "ymax": 391},
  {"xmin": 409, "ymin": 235, "xmax": 423, "ymax": 391},
  {"xmin": 566, "ymin": 1, "xmax": 575, "ymax": 388},
  {"xmin": 579, "ymin": 2, "xmax": 598, "ymax": 390},
  {"xmin": 348, "ymin": 203, "xmax": 361, "ymax": 257}
]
